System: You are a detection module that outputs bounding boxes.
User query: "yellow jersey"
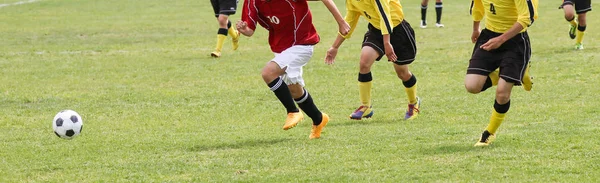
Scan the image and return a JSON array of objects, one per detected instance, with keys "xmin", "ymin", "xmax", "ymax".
[
  {"xmin": 470, "ymin": 0, "xmax": 538, "ymax": 33},
  {"xmin": 341, "ymin": 0, "xmax": 404, "ymax": 39}
]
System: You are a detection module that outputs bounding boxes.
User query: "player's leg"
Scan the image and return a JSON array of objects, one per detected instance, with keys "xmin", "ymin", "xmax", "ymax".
[
  {"xmin": 474, "ymin": 79, "xmax": 513, "ymax": 147},
  {"xmin": 282, "ymin": 45, "xmax": 328, "ymax": 139},
  {"xmin": 420, "ymin": 0, "xmax": 428, "ymax": 28},
  {"xmin": 392, "ymin": 20, "xmax": 420, "ymax": 120},
  {"xmin": 222, "ymin": 0, "xmax": 240, "ymax": 50},
  {"xmin": 435, "ymin": 0, "xmax": 444, "ymax": 27},
  {"xmin": 561, "ymin": 2, "xmax": 578, "ymax": 39},
  {"xmin": 465, "ymin": 30, "xmax": 500, "ymax": 94},
  {"xmin": 393, "ymin": 64, "xmax": 421, "ymax": 120},
  {"xmin": 349, "ymin": 46, "xmax": 378, "ymax": 120},
  {"xmin": 211, "ymin": 14, "xmax": 230, "ymax": 58},
  {"xmin": 262, "ymin": 56, "xmax": 302, "ymax": 130},
  {"xmin": 575, "ymin": 13, "xmax": 587, "ymax": 49}
]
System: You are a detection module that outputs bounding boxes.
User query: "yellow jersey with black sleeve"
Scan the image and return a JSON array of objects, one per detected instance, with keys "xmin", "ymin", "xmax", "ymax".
[
  {"xmin": 470, "ymin": 0, "xmax": 538, "ymax": 33},
  {"xmin": 340, "ymin": 0, "xmax": 404, "ymax": 39}
]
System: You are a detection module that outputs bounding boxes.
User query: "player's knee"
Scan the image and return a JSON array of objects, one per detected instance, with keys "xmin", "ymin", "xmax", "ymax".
[
  {"xmin": 261, "ymin": 67, "xmax": 279, "ymax": 81},
  {"xmin": 465, "ymin": 84, "xmax": 481, "ymax": 94},
  {"xmin": 495, "ymin": 93, "xmax": 510, "ymax": 104}
]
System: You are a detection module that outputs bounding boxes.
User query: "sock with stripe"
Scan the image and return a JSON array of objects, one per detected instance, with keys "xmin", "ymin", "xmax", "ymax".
[
  {"xmin": 435, "ymin": 2, "xmax": 443, "ymax": 24},
  {"xmin": 295, "ymin": 88, "xmax": 323, "ymax": 125},
  {"xmin": 268, "ymin": 77, "xmax": 299, "ymax": 113},
  {"xmin": 576, "ymin": 25, "xmax": 586, "ymax": 44},
  {"xmin": 485, "ymin": 99, "xmax": 510, "ymax": 134},
  {"xmin": 402, "ymin": 74, "xmax": 418, "ymax": 104},
  {"xmin": 358, "ymin": 72, "xmax": 373, "ymax": 107},
  {"xmin": 215, "ymin": 28, "xmax": 228, "ymax": 52}
]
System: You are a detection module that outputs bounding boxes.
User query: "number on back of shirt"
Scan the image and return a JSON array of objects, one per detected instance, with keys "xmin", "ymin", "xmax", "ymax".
[{"xmin": 489, "ymin": 3, "xmax": 496, "ymax": 14}]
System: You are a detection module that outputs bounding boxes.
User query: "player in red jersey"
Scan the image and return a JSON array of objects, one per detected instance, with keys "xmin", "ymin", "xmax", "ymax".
[{"xmin": 237, "ymin": 0, "xmax": 349, "ymax": 139}]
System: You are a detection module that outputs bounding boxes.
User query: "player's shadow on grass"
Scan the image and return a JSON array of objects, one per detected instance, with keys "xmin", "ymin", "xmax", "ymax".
[
  {"xmin": 187, "ymin": 138, "xmax": 290, "ymax": 152},
  {"xmin": 419, "ymin": 144, "xmax": 490, "ymax": 155}
]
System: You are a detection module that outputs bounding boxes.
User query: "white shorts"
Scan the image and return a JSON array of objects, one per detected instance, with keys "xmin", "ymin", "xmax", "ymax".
[{"xmin": 271, "ymin": 45, "xmax": 314, "ymax": 86}]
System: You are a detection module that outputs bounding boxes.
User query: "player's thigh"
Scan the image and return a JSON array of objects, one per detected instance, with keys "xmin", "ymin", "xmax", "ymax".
[
  {"xmin": 390, "ymin": 21, "xmax": 417, "ymax": 65},
  {"xmin": 359, "ymin": 46, "xmax": 379, "ymax": 70}
]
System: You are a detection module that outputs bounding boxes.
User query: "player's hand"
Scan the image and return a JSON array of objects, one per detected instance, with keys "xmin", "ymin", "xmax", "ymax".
[
  {"xmin": 325, "ymin": 47, "xmax": 338, "ymax": 65},
  {"xmin": 384, "ymin": 43, "xmax": 397, "ymax": 62},
  {"xmin": 236, "ymin": 21, "xmax": 252, "ymax": 36},
  {"xmin": 480, "ymin": 36, "xmax": 506, "ymax": 51},
  {"xmin": 471, "ymin": 30, "xmax": 480, "ymax": 43},
  {"xmin": 338, "ymin": 21, "xmax": 350, "ymax": 36}
]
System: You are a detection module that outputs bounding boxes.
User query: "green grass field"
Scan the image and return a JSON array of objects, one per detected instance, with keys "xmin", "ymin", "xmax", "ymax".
[{"xmin": 2, "ymin": 0, "xmax": 600, "ymax": 182}]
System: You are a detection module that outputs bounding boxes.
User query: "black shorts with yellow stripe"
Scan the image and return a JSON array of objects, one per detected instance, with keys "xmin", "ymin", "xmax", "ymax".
[
  {"xmin": 211, "ymin": 0, "xmax": 238, "ymax": 17},
  {"xmin": 361, "ymin": 20, "xmax": 417, "ymax": 65},
  {"xmin": 467, "ymin": 29, "xmax": 531, "ymax": 85},
  {"xmin": 560, "ymin": 0, "xmax": 592, "ymax": 14}
]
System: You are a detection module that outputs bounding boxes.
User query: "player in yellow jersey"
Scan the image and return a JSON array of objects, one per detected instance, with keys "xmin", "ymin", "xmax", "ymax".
[
  {"xmin": 325, "ymin": 0, "xmax": 421, "ymax": 120},
  {"xmin": 468, "ymin": 0, "xmax": 538, "ymax": 146},
  {"xmin": 559, "ymin": 0, "xmax": 591, "ymax": 50},
  {"xmin": 210, "ymin": 0, "xmax": 240, "ymax": 58}
]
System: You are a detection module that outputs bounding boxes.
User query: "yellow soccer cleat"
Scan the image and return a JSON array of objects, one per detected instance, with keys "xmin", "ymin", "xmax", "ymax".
[
  {"xmin": 283, "ymin": 112, "xmax": 303, "ymax": 130},
  {"xmin": 210, "ymin": 51, "xmax": 221, "ymax": 58},
  {"xmin": 474, "ymin": 130, "xmax": 496, "ymax": 147},
  {"xmin": 522, "ymin": 64, "xmax": 533, "ymax": 91},
  {"xmin": 309, "ymin": 113, "xmax": 329, "ymax": 139}
]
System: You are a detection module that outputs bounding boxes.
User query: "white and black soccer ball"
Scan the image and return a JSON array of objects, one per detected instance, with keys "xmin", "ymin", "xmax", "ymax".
[{"xmin": 52, "ymin": 110, "xmax": 83, "ymax": 139}]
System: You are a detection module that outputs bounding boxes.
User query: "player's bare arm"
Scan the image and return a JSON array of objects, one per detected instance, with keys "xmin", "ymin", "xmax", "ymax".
[
  {"xmin": 480, "ymin": 22, "xmax": 524, "ymax": 51},
  {"xmin": 318, "ymin": 0, "xmax": 350, "ymax": 35},
  {"xmin": 325, "ymin": 34, "xmax": 346, "ymax": 65},
  {"xmin": 471, "ymin": 21, "xmax": 481, "ymax": 43},
  {"xmin": 383, "ymin": 34, "xmax": 397, "ymax": 62},
  {"xmin": 236, "ymin": 21, "xmax": 254, "ymax": 37}
]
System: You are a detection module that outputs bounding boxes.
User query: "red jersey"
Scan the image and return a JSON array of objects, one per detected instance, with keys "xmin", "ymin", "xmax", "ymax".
[{"xmin": 241, "ymin": 0, "xmax": 320, "ymax": 53}]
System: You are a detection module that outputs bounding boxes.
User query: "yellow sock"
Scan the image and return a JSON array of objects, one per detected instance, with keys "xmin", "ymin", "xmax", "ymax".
[
  {"xmin": 485, "ymin": 110, "xmax": 506, "ymax": 134},
  {"xmin": 576, "ymin": 30, "xmax": 585, "ymax": 44},
  {"xmin": 228, "ymin": 26, "xmax": 239, "ymax": 40},
  {"xmin": 569, "ymin": 19, "xmax": 577, "ymax": 27},
  {"xmin": 405, "ymin": 84, "xmax": 417, "ymax": 104},
  {"xmin": 358, "ymin": 81, "xmax": 372, "ymax": 106},
  {"xmin": 215, "ymin": 34, "xmax": 226, "ymax": 52}
]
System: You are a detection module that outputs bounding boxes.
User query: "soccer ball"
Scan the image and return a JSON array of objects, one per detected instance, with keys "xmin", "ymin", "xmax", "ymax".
[{"xmin": 52, "ymin": 110, "xmax": 83, "ymax": 139}]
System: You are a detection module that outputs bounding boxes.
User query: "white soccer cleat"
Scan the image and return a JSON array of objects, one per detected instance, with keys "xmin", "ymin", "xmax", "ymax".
[
  {"xmin": 435, "ymin": 23, "xmax": 444, "ymax": 28},
  {"xmin": 420, "ymin": 21, "xmax": 427, "ymax": 29}
]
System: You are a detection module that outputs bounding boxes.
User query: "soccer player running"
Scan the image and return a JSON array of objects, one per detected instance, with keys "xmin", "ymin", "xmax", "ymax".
[
  {"xmin": 325, "ymin": 0, "xmax": 421, "ymax": 120},
  {"xmin": 420, "ymin": 0, "xmax": 444, "ymax": 28},
  {"xmin": 210, "ymin": 0, "xmax": 240, "ymax": 58},
  {"xmin": 559, "ymin": 0, "xmax": 591, "ymax": 50},
  {"xmin": 236, "ymin": 0, "xmax": 350, "ymax": 139},
  {"xmin": 467, "ymin": 0, "xmax": 538, "ymax": 146}
]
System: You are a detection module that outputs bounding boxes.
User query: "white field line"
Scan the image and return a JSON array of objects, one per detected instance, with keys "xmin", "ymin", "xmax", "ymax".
[{"xmin": 0, "ymin": 0, "xmax": 40, "ymax": 8}]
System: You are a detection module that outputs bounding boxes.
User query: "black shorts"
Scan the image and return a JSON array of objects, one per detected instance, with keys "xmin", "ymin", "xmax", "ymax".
[
  {"xmin": 361, "ymin": 20, "xmax": 417, "ymax": 65},
  {"xmin": 467, "ymin": 29, "xmax": 531, "ymax": 85},
  {"xmin": 211, "ymin": 0, "xmax": 238, "ymax": 17},
  {"xmin": 560, "ymin": 0, "xmax": 592, "ymax": 14}
]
